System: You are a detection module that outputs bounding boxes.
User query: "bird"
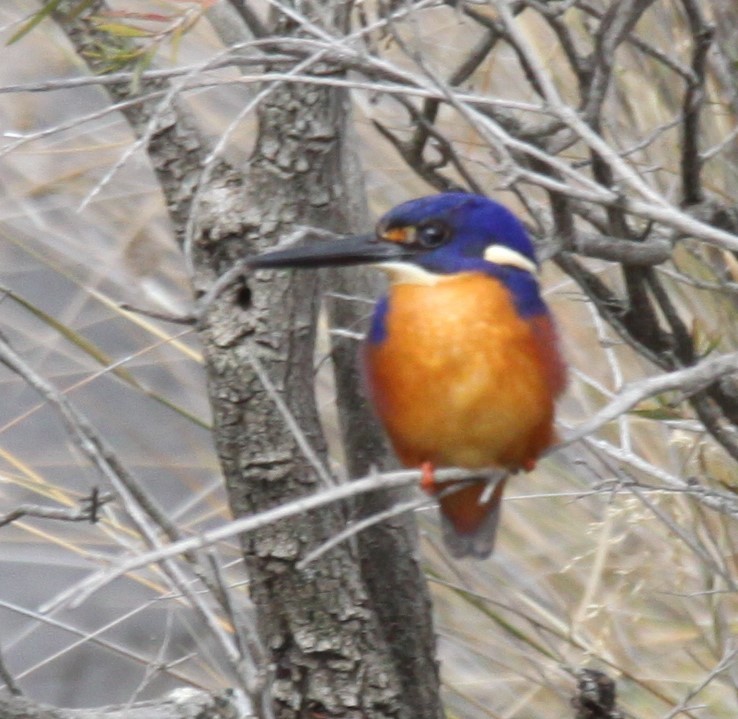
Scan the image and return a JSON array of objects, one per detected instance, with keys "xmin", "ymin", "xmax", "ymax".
[{"xmin": 247, "ymin": 192, "xmax": 566, "ymax": 558}]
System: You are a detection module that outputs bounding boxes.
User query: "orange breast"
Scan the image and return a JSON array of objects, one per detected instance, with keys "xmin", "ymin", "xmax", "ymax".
[{"xmin": 364, "ymin": 273, "xmax": 563, "ymax": 470}]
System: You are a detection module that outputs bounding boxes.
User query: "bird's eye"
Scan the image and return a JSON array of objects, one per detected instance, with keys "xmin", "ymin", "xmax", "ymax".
[{"xmin": 417, "ymin": 223, "xmax": 448, "ymax": 248}]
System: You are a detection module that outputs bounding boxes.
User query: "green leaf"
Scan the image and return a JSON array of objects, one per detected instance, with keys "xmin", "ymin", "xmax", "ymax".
[
  {"xmin": 130, "ymin": 46, "xmax": 158, "ymax": 93},
  {"xmin": 629, "ymin": 406, "xmax": 684, "ymax": 421},
  {"xmin": 93, "ymin": 21, "xmax": 154, "ymax": 38},
  {"xmin": 7, "ymin": 0, "xmax": 65, "ymax": 45}
]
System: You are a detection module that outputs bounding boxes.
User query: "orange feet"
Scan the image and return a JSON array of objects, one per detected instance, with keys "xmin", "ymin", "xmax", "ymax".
[{"xmin": 420, "ymin": 460, "xmax": 436, "ymax": 495}]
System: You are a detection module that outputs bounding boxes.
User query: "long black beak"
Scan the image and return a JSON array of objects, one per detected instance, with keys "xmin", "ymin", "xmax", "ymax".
[{"xmin": 247, "ymin": 233, "xmax": 412, "ymax": 270}]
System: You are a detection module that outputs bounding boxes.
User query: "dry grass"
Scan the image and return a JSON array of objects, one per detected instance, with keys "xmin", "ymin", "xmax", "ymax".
[{"xmin": 0, "ymin": 0, "xmax": 736, "ymax": 716}]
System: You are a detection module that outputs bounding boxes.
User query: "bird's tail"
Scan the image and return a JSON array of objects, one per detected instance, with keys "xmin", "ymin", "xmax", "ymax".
[{"xmin": 438, "ymin": 476, "xmax": 508, "ymax": 559}]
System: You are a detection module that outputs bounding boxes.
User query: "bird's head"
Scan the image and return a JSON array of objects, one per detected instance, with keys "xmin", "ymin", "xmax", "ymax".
[
  {"xmin": 248, "ymin": 192, "xmax": 542, "ymax": 311},
  {"xmin": 371, "ymin": 192, "xmax": 538, "ymax": 280}
]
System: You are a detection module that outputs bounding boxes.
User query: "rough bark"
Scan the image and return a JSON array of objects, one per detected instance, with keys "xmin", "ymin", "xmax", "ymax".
[
  {"xmin": 188, "ymin": 6, "xmax": 442, "ymax": 716},
  {"xmin": 51, "ymin": 1, "xmax": 442, "ymax": 717},
  {"xmin": 326, "ymin": 267, "xmax": 443, "ymax": 719},
  {"xmin": 191, "ymin": 72, "xmax": 431, "ymax": 715},
  {"xmin": 324, "ymin": 122, "xmax": 442, "ymax": 719}
]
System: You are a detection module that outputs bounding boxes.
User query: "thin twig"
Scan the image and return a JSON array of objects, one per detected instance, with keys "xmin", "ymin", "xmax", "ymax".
[
  {"xmin": 0, "ymin": 331, "xmax": 245, "ymax": 683},
  {"xmin": 69, "ymin": 467, "xmax": 476, "ymax": 607},
  {"xmin": 662, "ymin": 646, "xmax": 738, "ymax": 719},
  {"xmin": 0, "ymin": 491, "xmax": 113, "ymax": 529},
  {"xmin": 564, "ymin": 352, "xmax": 738, "ymax": 445},
  {"xmin": 679, "ymin": 0, "xmax": 713, "ymax": 205},
  {"xmin": 0, "ymin": 645, "xmax": 22, "ymax": 696},
  {"xmin": 297, "ymin": 493, "xmax": 433, "ymax": 569}
]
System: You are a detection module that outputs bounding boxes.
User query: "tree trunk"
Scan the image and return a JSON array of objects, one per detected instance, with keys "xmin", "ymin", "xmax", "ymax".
[
  {"xmin": 192, "ymin": 75, "xmax": 441, "ymax": 718},
  {"xmin": 51, "ymin": 1, "xmax": 443, "ymax": 715}
]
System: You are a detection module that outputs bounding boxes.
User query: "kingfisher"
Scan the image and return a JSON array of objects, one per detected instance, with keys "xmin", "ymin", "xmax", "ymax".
[{"xmin": 248, "ymin": 192, "xmax": 566, "ymax": 558}]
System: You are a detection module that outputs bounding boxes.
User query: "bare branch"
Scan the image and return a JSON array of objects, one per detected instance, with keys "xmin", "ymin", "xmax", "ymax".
[
  {"xmin": 571, "ymin": 233, "xmax": 672, "ymax": 265},
  {"xmin": 564, "ymin": 351, "xmax": 738, "ymax": 445},
  {"xmin": 0, "ymin": 690, "xmax": 240, "ymax": 719},
  {"xmin": 71, "ymin": 467, "xmax": 477, "ymax": 607},
  {"xmin": 0, "ymin": 331, "xmax": 178, "ymax": 541},
  {"xmin": 680, "ymin": 0, "xmax": 714, "ymax": 205},
  {"xmin": 0, "ymin": 645, "xmax": 22, "ymax": 697},
  {"xmin": 296, "ymin": 494, "xmax": 433, "ymax": 570},
  {"xmin": 662, "ymin": 646, "xmax": 738, "ymax": 719},
  {"xmin": 0, "ymin": 490, "xmax": 112, "ymax": 529},
  {"xmin": 0, "ymin": 331, "xmax": 246, "ymax": 687}
]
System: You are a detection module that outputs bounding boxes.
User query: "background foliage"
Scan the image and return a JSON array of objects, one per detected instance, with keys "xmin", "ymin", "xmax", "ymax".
[{"xmin": 1, "ymin": 0, "xmax": 737, "ymax": 717}]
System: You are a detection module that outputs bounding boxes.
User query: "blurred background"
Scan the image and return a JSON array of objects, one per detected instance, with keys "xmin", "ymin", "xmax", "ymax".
[{"xmin": 1, "ymin": 1, "xmax": 737, "ymax": 717}]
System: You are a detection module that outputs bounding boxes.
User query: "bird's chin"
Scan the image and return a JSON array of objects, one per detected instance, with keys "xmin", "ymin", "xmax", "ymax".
[{"xmin": 376, "ymin": 261, "xmax": 448, "ymax": 286}]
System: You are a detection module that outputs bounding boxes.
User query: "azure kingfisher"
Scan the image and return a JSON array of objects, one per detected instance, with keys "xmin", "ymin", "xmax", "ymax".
[{"xmin": 248, "ymin": 192, "xmax": 566, "ymax": 558}]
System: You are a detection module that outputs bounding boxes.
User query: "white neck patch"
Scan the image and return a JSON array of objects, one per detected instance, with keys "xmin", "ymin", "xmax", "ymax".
[
  {"xmin": 375, "ymin": 261, "xmax": 449, "ymax": 286},
  {"xmin": 483, "ymin": 245, "xmax": 538, "ymax": 274},
  {"xmin": 374, "ymin": 246, "xmax": 538, "ymax": 286}
]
